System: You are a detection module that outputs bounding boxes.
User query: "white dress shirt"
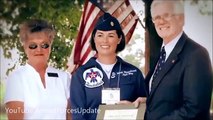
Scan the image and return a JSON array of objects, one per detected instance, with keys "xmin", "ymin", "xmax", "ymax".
[{"xmin": 149, "ymin": 31, "xmax": 183, "ymax": 93}]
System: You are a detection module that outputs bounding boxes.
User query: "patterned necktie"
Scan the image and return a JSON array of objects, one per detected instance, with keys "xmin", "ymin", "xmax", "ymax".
[{"xmin": 151, "ymin": 46, "xmax": 166, "ymax": 88}]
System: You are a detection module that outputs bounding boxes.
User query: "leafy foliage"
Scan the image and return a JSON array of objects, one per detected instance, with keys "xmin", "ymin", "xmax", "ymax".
[{"xmin": 0, "ymin": 0, "xmax": 84, "ymax": 71}]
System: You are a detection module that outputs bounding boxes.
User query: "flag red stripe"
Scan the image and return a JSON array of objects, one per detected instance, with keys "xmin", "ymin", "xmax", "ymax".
[
  {"xmin": 80, "ymin": 12, "xmax": 104, "ymax": 62},
  {"xmin": 108, "ymin": 1, "xmax": 124, "ymax": 14},
  {"xmin": 74, "ymin": 1, "xmax": 101, "ymax": 64},
  {"xmin": 84, "ymin": 2, "xmax": 96, "ymax": 26},
  {"xmin": 79, "ymin": 3, "xmax": 106, "ymax": 64},
  {"xmin": 73, "ymin": 0, "xmax": 90, "ymax": 64},
  {"xmin": 81, "ymin": 46, "xmax": 92, "ymax": 65},
  {"xmin": 81, "ymin": 1, "xmax": 96, "ymax": 47},
  {"xmin": 126, "ymin": 19, "xmax": 138, "ymax": 43},
  {"xmin": 82, "ymin": 11, "xmax": 104, "ymax": 45}
]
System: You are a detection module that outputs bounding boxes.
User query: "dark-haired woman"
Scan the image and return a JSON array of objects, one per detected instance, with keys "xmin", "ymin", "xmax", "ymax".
[{"xmin": 70, "ymin": 13, "xmax": 146, "ymax": 120}]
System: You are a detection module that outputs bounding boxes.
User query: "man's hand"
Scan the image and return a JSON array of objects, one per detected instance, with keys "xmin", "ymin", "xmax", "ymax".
[
  {"xmin": 116, "ymin": 97, "xmax": 146, "ymax": 108},
  {"xmin": 133, "ymin": 97, "xmax": 146, "ymax": 108}
]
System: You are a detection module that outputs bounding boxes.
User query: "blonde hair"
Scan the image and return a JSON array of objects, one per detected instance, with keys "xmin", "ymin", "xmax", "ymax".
[
  {"xmin": 19, "ymin": 19, "xmax": 56, "ymax": 44},
  {"xmin": 151, "ymin": 0, "xmax": 184, "ymax": 16}
]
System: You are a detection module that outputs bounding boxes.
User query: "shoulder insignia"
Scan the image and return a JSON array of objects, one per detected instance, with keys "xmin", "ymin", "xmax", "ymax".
[{"xmin": 83, "ymin": 67, "xmax": 104, "ymax": 88}]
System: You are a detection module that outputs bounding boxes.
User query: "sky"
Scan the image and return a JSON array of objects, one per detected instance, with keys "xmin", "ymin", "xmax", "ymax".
[{"xmin": 1, "ymin": 0, "xmax": 212, "ymax": 81}]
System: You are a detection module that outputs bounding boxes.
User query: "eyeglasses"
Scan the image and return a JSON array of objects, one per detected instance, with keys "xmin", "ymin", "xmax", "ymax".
[
  {"xmin": 152, "ymin": 13, "xmax": 176, "ymax": 23},
  {"xmin": 28, "ymin": 43, "xmax": 50, "ymax": 49}
]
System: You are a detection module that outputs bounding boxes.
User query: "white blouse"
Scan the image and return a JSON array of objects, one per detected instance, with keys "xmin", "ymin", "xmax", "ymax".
[{"xmin": 4, "ymin": 64, "xmax": 71, "ymax": 119}]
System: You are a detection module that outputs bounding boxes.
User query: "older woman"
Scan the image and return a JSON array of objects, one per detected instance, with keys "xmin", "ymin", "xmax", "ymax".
[
  {"xmin": 4, "ymin": 19, "xmax": 71, "ymax": 119},
  {"xmin": 70, "ymin": 13, "xmax": 147, "ymax": 120}
]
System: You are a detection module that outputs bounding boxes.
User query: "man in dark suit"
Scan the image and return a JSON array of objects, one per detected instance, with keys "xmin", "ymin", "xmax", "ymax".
[{"xmin": 144, "ymin": 0, "xmax": 213, "ymax": 120}]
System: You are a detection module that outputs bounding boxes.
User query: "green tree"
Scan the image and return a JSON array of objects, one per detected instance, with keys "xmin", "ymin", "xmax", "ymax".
[{"xmin": 0, "ymin": 0, "xmax": 84, "ymax": 74}]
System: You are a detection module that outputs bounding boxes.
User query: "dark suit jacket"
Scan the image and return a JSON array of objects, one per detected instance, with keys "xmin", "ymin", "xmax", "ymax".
[{"xmin": 144, "ymin": 32, "xmax": 213, "ymax": 120}]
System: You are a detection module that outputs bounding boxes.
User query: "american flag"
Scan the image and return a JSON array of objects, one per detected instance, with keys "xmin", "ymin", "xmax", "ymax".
[{"xmin": 67, "ymin": 0, "xmax": 139, "ymax": 73}]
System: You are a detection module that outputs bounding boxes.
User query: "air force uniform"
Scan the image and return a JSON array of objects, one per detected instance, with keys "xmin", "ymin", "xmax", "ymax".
[{"xmin": 70, "ymin": 57, "xmax": 146, "ymax": 120}]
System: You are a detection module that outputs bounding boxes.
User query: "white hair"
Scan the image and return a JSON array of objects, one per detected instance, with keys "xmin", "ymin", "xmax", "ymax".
[{"xmin": 151, "ymin": 0, "xmax": 184, "ymax": 16}]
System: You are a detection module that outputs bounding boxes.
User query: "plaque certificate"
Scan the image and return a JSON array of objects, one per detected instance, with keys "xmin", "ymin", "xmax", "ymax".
[{"xmin": 96, "ymin": 103, "xmax": 146, "ymax": 120}]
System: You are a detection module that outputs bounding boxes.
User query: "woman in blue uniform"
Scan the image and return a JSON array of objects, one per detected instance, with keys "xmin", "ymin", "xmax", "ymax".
[{"xmin": 70, "ymin": 13, "xmax": 146, "ymax": 120}]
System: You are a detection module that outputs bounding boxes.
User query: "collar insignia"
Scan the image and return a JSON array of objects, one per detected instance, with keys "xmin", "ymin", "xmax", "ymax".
[{"xmin": 110, "ymin": 21, "xmax": 114, "ymax": 26}]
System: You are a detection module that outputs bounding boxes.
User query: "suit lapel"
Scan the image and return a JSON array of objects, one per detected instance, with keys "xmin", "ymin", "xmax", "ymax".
[
  {"xmin": 148, "ymin": 55, "xmax": 179, "ymax": 98},
  {"xmin": 146, "ymin": 32, "xmax": 188, "ymax": 103}
]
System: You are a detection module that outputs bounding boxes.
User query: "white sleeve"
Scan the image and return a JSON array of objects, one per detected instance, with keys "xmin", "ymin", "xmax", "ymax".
[
  {"xmin": 4, "ymin": 72, "xmax": 25, "ymax": 103},
  {"xmin": 65, "ymin": 71, "xmax": 71, "ymax": 99}
]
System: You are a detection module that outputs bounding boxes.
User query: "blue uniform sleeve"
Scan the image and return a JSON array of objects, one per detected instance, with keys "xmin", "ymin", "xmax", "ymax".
[{"xmin": 70, "ymin": 69, "xmax": 86, "ymax": 120}]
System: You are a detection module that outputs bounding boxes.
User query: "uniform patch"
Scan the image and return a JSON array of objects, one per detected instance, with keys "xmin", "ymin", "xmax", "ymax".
[
  {"xmin": 83, "ymin": 67, "xmax": 104, "ymax": 88},
  {"xmin": 117, "ymin": 69, "xmax": 137, "ymax": 76},
  {"xmin": 111, "ymin": 72, "xmax": 116, "ymax": 78},
  {"xmin": 47, "ymin": 72, "xmax": 58, "ymax": 77}
]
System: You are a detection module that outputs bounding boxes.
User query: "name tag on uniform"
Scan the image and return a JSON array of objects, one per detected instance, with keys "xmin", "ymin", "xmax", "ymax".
[
  {"xmin": 102, "ymin": 88, "xmax": 120, "ymax": 105},
  {"xmin": 47, "ymin": 72, "xmax": 58, "ymax": 77}
]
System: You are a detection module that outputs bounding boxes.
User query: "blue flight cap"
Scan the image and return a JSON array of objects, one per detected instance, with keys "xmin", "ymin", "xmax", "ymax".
[{"xmin": 94, "ymin": 13, "xmax": 122, "ymax": 31}]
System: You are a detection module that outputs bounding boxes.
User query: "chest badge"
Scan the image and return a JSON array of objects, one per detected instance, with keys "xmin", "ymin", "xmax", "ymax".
[{"xmin": 83, "ymin": 67, "xmax": 104, "ymax": 88}]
